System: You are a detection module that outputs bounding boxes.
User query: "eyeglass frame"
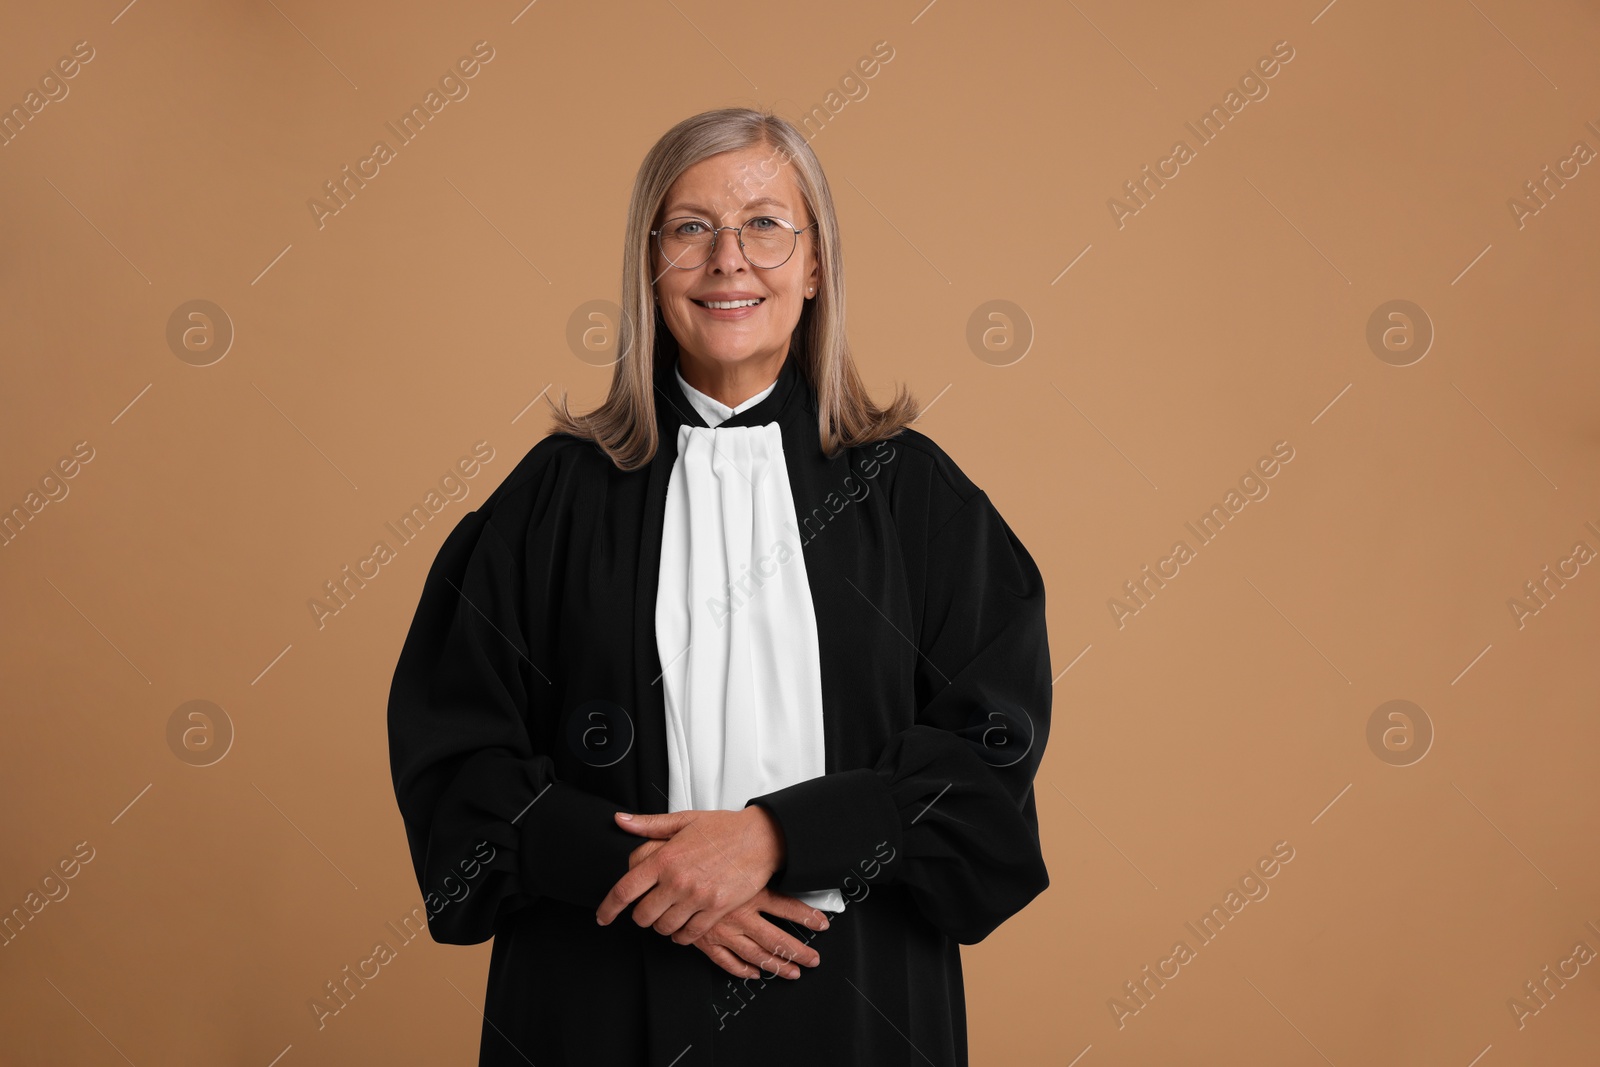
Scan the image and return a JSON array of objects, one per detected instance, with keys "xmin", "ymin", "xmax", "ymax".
[{"xmin": 649, "ymin": 213, "xmax": 817, "ymax": 270}]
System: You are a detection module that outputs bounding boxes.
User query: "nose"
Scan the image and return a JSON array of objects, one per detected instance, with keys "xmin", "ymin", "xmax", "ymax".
[{"xmin": 706, "ymin": 225, "xmax": 752, "ymax": 274}]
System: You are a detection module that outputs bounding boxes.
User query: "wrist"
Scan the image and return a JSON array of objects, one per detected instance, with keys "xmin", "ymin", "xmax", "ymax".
[{"xmin": 747, "ymin": 803, "xmax": 787, "ymax": 872}]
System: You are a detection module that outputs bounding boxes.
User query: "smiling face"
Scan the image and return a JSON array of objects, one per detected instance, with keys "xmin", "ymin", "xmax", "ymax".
[{"xmin": 651, "ymin": 144, "xmax": 819, "ymax": 389}]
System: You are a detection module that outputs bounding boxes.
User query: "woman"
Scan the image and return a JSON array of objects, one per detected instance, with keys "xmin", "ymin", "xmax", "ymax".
[{"xmin": 387, "ymin": 107, "xmax": 1051, "ymax": 1067}]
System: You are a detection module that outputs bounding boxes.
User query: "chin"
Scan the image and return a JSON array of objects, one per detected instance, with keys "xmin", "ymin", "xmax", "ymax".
[
  {"xmin": 691, "ymin": 338, "xmax": 771, "ymax": 363},
  {"xmin": 703, "ymin": 350, "xmax": 765, "ymax": 367}
]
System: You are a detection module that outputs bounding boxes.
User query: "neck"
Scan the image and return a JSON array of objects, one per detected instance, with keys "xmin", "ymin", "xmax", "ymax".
[{"xmin": 677, "ymin": 352, "xmax": 785, "ymax": 409}]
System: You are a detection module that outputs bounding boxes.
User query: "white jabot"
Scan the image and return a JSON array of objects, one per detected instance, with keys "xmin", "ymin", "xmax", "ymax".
[{"xmin": 655, "ymin": 360, "xmax": 845, "ymax": 914}]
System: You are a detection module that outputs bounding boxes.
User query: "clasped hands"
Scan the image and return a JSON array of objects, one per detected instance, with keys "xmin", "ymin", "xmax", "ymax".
[{"xmin": 595, "ymin": 805, "xmax": 830, "ymax": 981}]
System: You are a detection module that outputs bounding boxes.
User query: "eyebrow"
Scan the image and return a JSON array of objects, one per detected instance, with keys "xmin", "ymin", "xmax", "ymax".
[{"xmin": 663, "ymin": 196, "xmax": 792, "ymax": 218}]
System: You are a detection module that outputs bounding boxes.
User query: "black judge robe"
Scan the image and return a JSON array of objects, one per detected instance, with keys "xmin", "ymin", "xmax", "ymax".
[{"xmin": 387, "ymin": 351, "xmax": 1052, "ymax": 1067}]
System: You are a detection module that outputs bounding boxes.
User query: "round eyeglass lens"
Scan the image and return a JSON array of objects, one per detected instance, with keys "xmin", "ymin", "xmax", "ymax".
[{"xmin": 655, "ymin": 216, "xmax": 800, "ymax": 269}]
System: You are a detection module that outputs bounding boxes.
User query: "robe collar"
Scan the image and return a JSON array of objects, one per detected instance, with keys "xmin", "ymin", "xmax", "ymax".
[{"xmin": 652, "ymin": 349, "xmax": 809, "ymax": 434}]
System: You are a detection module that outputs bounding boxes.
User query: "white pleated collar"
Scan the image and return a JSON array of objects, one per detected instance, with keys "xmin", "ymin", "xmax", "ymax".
[
  {"xmin": 673, "ymin": 358, "xmax": 780, "ymax": 428},
  {"xmin": 656, "ymin": 353, "xmax": 842, "ymax": 914}
]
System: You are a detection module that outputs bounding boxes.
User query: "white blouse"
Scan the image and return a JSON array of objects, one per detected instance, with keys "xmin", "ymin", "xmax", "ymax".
[{"xmin": 655, "ymin": 358, "xmax": 845, "ymax": 914}]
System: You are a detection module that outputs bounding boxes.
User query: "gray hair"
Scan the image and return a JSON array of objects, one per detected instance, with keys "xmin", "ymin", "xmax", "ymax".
[{"xmin": 546, "ymin": 107, "xmax": 919, "ymax": 470}]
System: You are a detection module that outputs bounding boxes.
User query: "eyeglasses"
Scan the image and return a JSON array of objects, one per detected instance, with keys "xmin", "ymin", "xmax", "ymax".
[{"xmin": 651, "ymin": 215, "xmax": 815, "ymax": 270}]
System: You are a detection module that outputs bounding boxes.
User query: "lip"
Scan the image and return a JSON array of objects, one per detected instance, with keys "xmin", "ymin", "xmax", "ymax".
[{"xmin": 690, "ymin": 293, "xmax": 765, "ymax": 320}]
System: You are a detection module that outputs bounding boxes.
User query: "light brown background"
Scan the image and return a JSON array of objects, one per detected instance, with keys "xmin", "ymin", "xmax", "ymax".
[{"xmin": 3, "ymin": 0, "xmax": 1599, "ymax": 1063}]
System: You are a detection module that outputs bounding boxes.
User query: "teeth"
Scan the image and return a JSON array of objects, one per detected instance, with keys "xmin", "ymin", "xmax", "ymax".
[{"xmin": 697, "ymin": 298, "xmax": 762, "ymax": 309}]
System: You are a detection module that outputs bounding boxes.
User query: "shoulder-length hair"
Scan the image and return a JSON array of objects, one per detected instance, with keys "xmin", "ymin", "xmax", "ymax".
[{"xmin": 546, "ymin": 107, "xmax": 920, "ymax": 471}]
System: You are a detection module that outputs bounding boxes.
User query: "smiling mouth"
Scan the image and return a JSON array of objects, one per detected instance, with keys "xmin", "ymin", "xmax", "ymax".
[{"xmin": 692, "ymin": 298, "xmax": 765, "ymax": 309}]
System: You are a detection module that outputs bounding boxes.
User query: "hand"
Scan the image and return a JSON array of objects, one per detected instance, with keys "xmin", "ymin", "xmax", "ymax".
[
  {"xmin": 595, "ymin": 806, "xmax": 786, "ymax": 941},
  {"xmin": 688, "ymin": 885, "xmax": 830, "ymax": 981},
  {"xmin": 626, "ymin": 837, "xmax": 668, "ymax": 870}
]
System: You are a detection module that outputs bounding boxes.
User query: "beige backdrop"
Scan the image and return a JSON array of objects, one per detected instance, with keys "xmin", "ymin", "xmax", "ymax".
[{"xmin": 3, "ymin": 0, "xmax": 1599, "ymax": 1063}]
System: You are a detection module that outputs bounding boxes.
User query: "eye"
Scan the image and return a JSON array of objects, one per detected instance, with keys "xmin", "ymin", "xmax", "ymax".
[
  {"xmin": 673, "ymin": 218, "xmax": 709, "ymax": 236},
  {"xmin": 745, "ymin": 216, "xmax": 779, "ymax": 231}
]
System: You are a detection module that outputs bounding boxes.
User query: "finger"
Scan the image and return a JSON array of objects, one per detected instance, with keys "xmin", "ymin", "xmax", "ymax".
[
  {"xmin": 727, "ymin": 932, "xmax": 802, "ymax": 979},
  {"xmin": 702, "ymin": 943, "xmax": 766, "ymax": 981},
  {"xmin": 647, "ymin": 895, "xmax": 700, "ymax": 938},
  {"xmin": 614, "ymin": 811, "xmax": 686, "ymax": 838},
  {"xmin": 672, "ymin": 894, "xmax": 742, "ymax": 944},
  {"xmin": 626, "ymin": 839, "xmax": 665, "ymax": 870},
  {"xmin": 642, "ymin": 881, "xmax": 739, "ymax": 942},
  {"xmin": 760, "ymin": 896, "xmax": 832, "ymax": 934},
  {"xmin": 670, "ymin": 899, "xmax": 737, "ymax": 946},
  {"xmin": 632, "ymin": 881, "xmax": 704, "ymax": 934},
  {"xmin": 596, "ymin": 866, "xmax": 656, "ymax": 926},
  {"xmin": 745, "ymin": 917, "xmax": 820, "ymax": 968}
]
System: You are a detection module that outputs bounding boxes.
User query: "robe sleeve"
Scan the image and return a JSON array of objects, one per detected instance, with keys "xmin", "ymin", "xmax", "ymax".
[
  {"xmin": 387, "ymin": 482, "xmax": 640, "ymax": 946},
  {"xmin": 745, "ymin": 483, "xmax": 1051, "ymax": 946}
]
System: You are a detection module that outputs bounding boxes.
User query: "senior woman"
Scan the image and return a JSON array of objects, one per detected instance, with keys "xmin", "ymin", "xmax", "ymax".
[{"xmin": 387, "ymin": 107, "xmax": 1051, "ymax": 1067}]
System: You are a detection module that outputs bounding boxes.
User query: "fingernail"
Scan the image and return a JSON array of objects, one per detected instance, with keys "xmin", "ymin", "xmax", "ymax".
[{"xmin": 617, "ymin": 813, "xmax": 633, "ymax": 821}]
